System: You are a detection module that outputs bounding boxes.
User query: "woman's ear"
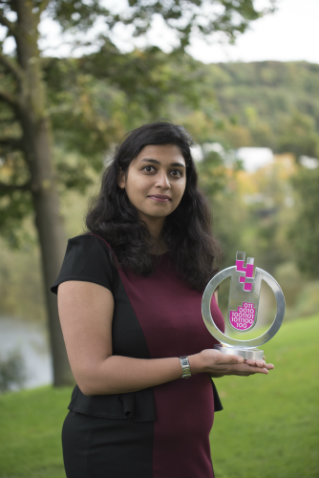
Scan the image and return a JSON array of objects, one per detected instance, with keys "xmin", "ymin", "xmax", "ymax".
[{"xmin": 117, "ymin": 169, "xmax": 126, "ymax": 189}]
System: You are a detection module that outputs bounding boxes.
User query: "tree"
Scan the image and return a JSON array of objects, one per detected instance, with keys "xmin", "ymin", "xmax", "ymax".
[
  {"xmin": 0, "ymin": 0, "xmax": 276, "ymax": 386},
  {"xmin": 277, "ymin": 110, "xmax": 319, "ymax": 158},
  {"xmin": 0, "ymin": 1, "xmax": 72, "ymax": 385},
  {"xmin": 289, "ymin": 165, "xmax": 319, "ymax": 279}
]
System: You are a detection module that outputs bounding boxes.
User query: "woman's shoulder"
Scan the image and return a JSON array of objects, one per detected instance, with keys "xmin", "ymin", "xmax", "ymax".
[
  {"xmin": 67, "ymin": 232, "xmax": 111, "ymax": 249},
  {"xmin": 51, "ymin": 233, "xmax": 117, "ymax": 294},
  {"xmin": 65, "ymin": 232, "xmax": 117, "ymax": 272}
]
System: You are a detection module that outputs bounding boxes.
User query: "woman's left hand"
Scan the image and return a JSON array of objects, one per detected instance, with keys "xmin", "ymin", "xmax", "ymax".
[{"xmin": 210, "ymin": 358, "xmax": 274, "ymax": 377}]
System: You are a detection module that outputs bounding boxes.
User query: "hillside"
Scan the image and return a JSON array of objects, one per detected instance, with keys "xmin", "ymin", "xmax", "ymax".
[{"xmin": 196, "ymin": 61, "xmax": 317, "ymax": 157}]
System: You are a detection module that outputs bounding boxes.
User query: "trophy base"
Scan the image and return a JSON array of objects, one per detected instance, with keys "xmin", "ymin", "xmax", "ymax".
[{"xmin": 215, "ymin": 344, "xmax": 264, "ymax": 360}]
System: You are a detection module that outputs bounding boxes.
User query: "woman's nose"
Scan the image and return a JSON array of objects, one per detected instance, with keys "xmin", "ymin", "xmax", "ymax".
[{"xmin": 155, "ymin": 171, "xmax": 171, "ymax": 188}]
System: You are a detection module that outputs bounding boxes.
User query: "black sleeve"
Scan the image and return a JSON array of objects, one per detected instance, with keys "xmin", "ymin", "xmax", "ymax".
[{"xmin": 50, "ymin": 234, "xmax": 116, "ymax": 294}]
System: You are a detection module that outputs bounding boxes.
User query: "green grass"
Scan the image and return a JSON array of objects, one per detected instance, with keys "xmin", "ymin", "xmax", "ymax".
[
  {"xmin": 211, "ymin": 315, "xmax": 319, "ymax": 478},
  {"xmin": 0, "ymin": 386, "xmax": 70, "ymax": 477},
  {"xmin": 0, "ymin": 316, "xmax": 318, "ymax": 478}
]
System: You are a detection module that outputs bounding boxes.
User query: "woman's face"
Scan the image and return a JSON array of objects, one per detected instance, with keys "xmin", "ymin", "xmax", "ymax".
[{"xmin": 118, "ymin": 144, "xmax": 186, "ymax": 234}]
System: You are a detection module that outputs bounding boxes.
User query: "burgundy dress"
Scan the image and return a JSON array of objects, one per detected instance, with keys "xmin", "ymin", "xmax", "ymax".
[{"xmin": 51, "ymin": 234, "xmax": 224, "ymax": 478}]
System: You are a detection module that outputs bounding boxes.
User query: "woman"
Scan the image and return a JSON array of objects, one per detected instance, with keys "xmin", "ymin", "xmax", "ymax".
[{"xmin": 52, "ymin": 121, "xmax": 273, "ymax": 478}]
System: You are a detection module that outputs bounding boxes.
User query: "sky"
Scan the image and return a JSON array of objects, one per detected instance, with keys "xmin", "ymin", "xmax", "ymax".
[
  {"xmin": 188, "ymin": 0, "xmax": 317, "ymax": 63},
  {"xmin": 36, "ymin": 0, "xmax": 318, "ymax": 64}
]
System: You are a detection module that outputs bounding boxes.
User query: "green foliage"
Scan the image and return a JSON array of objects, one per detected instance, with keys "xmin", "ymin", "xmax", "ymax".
[
  {"xmin": 275, "ymin": 263, "xmax": 319, "ymax": 319},
  {"xmin": 0, "ymin": 0, "xmax": 278, "ymax": 237},
  {"xmin": 0, "ymin": 350, "xmax": 27, "ymax": 392},
  {"xmin": 289, "ymin": 166, "xmax": 319, "ymax": 279},
  {"xmin": 1, "ymin": 34, "xmax": 317, "ymax": 231},
  {"xmin": 292, "ymin": 281, "xmax": 319, "ymax": 319},
  {"xmin": 0, "ymin": 233, "xmax": 46, "ymax": 322},
  {"xmin": 197, "ymin": 147, "xmax": 318, "ymax": 321},
  {"xmin": 277, "ymin": 110, "xmax": 318, "ymax": 158},
  {"xmin": 0, "ymin": 188, "xmax": 32, "ymax": 247},
  {"xmin": 205, "ymin": 61, "xmax": 318, "ymax": 157},
  {"xmin": 274, "ymin": 262, "xmax": 304, "ymax": 309},
  {"xmin": 44, "ymin": 45, "xmax": 206, "ymax": 180},
  {"xmin": 48, "ymin": 0, "xmax": 275, "ymax": 47},
  {"xmin": 197, "ymin": 150, "xmax": 247, "ymax": 267},
  {"xmin": 48, "ymin": 0, "xmax": 113, "ymax": 31}
]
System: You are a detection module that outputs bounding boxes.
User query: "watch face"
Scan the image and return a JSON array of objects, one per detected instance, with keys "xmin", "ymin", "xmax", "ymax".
[{"xmin": 180, "ymin": 357, "xmax": 191, "ymax": 378}]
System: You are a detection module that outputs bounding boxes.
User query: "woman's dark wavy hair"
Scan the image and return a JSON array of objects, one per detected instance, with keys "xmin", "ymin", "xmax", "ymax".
[{"xmin": 86, "ymin": 121, "xmax": 221, "ymax": 290}]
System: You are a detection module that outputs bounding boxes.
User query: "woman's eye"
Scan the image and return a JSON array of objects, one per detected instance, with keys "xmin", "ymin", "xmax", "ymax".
[
  {"xmin": 143, "ymin": 165, "xmax": 156, "ymax": 173},
  {"xmin": 170, "ymin": 169, "xmax": 183, "ymax": 178}
]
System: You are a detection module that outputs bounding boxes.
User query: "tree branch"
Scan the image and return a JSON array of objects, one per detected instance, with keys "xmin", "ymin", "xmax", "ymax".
[
  {"xmin": 0, "ymin": 10, "xmax": 16, "ymax": 37},
  {"xmin": 0, "ymin": 89, "xmax": 20, "ymax": 112},
  {"xmin": 0, "ymin": 180, "xmax": 30, "ymax": 194},
  {"xmin": 0, "ymin": 114, "xmax": 16, "ymax": 124},
  {"xmin": 0, "ymin": 136, "xmax": 23, "ymax": 151},
  {"xmin": 0, "ymin": 52, "xmax": 23, "ymax": 82},
  {"xmin": 37, "ymin": 0, "xmax": 50, "ymax": 17}
]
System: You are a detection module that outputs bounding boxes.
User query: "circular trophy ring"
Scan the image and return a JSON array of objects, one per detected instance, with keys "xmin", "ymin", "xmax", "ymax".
[{"xmin": 201, "ymin": 266, "xmax": 285, "ymax": 348}]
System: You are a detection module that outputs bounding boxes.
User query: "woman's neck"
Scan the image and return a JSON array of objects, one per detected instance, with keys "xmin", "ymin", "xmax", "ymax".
[
  {"xmin": 148, "ymin": 227, "xmax": 168, "ymax": 255},
  {"xmin": 142, "ymin": 217, "xmax": 167, "ymax": 254},
  {"xmin": 150, "ymin": 238, "xmax": 168, "ymax": 255}
]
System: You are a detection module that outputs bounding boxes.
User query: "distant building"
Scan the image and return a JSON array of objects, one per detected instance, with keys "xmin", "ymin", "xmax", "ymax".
[
  {"xmin": 191, "ymin": 144, "xmax": 318, "ymax": 171},
  {"xmin": 236, "ymin": 147, "xmax": 274, "ymax": 172},
  {"xmin": 299, "ymin": 156, "xmax": 319, "ymax": 169},
  {"xmin": 191, "ymin": 144, "xmax": 275, "ymax": 172}
]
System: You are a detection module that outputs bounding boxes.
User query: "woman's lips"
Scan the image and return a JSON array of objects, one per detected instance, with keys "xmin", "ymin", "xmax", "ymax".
[{"xmin": 148, "ymin": 195, "xmax": 171, "ymax": 202}]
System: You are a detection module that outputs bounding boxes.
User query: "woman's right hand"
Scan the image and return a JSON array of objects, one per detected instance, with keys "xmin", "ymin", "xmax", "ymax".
[{"xmin": 189, "ymin": 348, "xmax": 274, "ymax": 377}]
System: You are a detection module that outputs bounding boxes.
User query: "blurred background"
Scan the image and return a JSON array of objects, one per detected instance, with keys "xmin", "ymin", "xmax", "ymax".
[
  {"xmin": 1, "ymin": 0, "xmax": 317, "ymax": 391},
  {"xmin": 0, "ymin": 0, "xmax": 317, "ymax": 476}
]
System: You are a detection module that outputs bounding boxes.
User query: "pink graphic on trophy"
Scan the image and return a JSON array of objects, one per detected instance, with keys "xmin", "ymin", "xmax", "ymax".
[
  {"xmin": 236, "ymin": 255, "xmax": 254, "ymax": 291},
  {"xmin": 229, "ymin": 302, "xmax": 256, "ymax": 330}
]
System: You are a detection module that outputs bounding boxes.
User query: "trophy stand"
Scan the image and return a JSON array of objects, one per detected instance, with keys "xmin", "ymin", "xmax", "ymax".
[{"xmin": 202, "ymin": 252, "xmax": 285, "ymax": 360}]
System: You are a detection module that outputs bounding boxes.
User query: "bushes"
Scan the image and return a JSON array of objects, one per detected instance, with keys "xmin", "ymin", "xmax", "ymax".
[{"xmin": 0, "ymin": 350, "xmax": 26, "ymax": 392}]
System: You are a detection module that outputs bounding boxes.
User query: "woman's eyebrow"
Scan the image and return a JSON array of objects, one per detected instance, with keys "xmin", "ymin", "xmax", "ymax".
[{"xmin": 141, "ymin": 158, "xmax": 185, "ymax": 168}]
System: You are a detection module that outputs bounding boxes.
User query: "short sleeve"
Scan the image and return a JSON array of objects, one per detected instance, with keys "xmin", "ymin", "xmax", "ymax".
[{"xmin": 50, "ymin": 234, "xmax": 116, "ymax": 294}]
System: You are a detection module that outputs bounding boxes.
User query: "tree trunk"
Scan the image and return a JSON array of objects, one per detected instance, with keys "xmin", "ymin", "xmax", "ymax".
[
  {"xmin": 30, "ymin": 121, "xmax": 73, "ymax": 387},
  {"xmin": 15, "ymin": 1, "xmax": 73, "ymax": 386}
]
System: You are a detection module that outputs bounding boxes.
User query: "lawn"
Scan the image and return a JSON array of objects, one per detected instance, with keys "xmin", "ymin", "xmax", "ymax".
[
  {"xmin": 0, "ymin": 315, "xmax": 318, "ymax": 478},
  {"xmin": 211, "ymin": 314, "xmax": 319, "ymax": 478},
  {"xmin": 0, "ymin": 386, "xmax": 68, "ymax": 477}
]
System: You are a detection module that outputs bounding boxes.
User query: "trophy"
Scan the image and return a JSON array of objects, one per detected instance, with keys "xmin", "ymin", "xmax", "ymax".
[{"xmin": 202, "ymin": 251, "xmax": 285, "ymax": 360}]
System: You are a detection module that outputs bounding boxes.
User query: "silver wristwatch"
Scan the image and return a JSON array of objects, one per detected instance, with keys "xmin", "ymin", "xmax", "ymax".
[{"xmin": 179, "ymin": 356, "xmax": 192, "ymax": 379}]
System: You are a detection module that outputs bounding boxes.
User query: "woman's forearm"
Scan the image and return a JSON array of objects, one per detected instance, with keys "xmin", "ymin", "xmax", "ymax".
[
  {"xmin": 71, "ymin": 349, "xmax": 272, "ymax": 396},
  {"xmin": 75, "ymin": 355, "xmax": 184, "ymax": 395}
]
